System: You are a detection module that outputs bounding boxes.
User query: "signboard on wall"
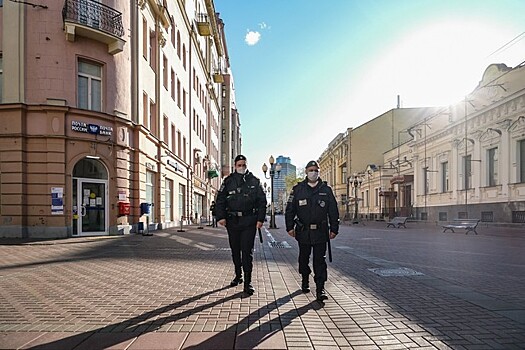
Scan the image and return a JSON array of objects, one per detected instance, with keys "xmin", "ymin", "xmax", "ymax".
[
  {"xmin": 51, "ymin": 187, "xmax": 64, "ymax": 215},
  {"xmin": 71, "ymin": 121, "xmax": 113, "ymax": 136}
]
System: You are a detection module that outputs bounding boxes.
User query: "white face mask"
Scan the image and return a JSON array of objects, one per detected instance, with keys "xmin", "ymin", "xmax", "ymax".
[
  {"xmin": 307, "ymin": 171, "xmax": 319, "ymax": 182},
  {"xmin": 235, "ymin": 167, "xmax": 247, "ymax": 175}
]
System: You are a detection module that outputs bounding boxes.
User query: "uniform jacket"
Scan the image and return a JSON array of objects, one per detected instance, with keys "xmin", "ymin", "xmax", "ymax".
[
  {"xmin": 215, "ymin": 171, "xmax": 267, "ymax": 225},
  {"xmin": 285, "ymin": 178, "xmax": 339, "ymax": 244}
]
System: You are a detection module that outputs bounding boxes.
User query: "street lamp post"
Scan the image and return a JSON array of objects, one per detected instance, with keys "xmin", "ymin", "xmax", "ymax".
[
  {"xmin": 349, "ymin": 173, "xmax": 363, "ymax": 224},
  {"xmin": 262, "ymin": 155, "xmax": 282, "ymax": 229}
]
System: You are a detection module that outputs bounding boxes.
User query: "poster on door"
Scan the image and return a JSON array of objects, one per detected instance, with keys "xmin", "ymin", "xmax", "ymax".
[{"xmin": 51, "ymin": 187, "xmax": 64, "ymax": 215}]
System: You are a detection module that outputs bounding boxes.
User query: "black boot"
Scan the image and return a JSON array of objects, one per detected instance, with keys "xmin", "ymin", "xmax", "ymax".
[
  {"xmin": 230, "ymin": 275, "xmax": 243, "ymax": 287},
  {"xmin": 316, "ymin": 284, "xmax": 328, "ymax": 301},
  {"xmin": 243, "ymin": 281, "xmax": 254, "ymax": 295},
  {"xmin": 301, "ymin": 275, "xmax": 310, "ymax": 293}
]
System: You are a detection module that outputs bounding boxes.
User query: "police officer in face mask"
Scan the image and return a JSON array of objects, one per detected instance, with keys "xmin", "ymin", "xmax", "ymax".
[
  {"xmin": 215, "ymin": 155, "xmax": 267, "ymax": 295},
  {"xmin": 285, "ymin": 160, "xmax": 339, "ymax": 301}
]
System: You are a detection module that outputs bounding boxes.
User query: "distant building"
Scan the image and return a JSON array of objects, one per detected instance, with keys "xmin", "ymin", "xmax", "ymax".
[{"xmin": 273, "ymin": 156, "xmax": 296, "ymax": 213}]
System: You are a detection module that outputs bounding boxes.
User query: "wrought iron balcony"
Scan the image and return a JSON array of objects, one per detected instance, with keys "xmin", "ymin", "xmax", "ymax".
[{"xmin": 62, "ymin": 0, "xmax": 125, "ymax": 55}]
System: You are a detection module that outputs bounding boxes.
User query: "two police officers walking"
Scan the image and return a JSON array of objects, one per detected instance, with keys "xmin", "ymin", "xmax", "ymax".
[
  {"xmin": 285, "ymin": 160, "xmax": 339, "ymax": 302},
  {"xmin": 216, "ymin": 156, "xmax": 339, "ymax": 301},
  {"xmin": 215, "ymin": 155, "xmax": 267, "ymax": 295}
]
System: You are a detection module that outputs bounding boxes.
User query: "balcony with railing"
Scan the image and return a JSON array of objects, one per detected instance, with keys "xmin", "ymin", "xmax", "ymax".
[
  {"xmin": 62, "ymin": 0, "xmax": 125, "ymax": 55},
  {"xmin": 196, "ymin": 13, "xmax": 212, "ymax": 36}
]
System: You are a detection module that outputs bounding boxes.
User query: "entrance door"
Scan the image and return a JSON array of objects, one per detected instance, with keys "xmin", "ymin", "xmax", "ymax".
[{"xmin": 74, "ymin": 178, "xmax": 108, "ymax": 236}]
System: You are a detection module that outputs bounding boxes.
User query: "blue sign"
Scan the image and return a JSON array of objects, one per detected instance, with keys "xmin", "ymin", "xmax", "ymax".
[{"xmin": 88, "ymin": 124, "xmax": 100, "ymax": 134}]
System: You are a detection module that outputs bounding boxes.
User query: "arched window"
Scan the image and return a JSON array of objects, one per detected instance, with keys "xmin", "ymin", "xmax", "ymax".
[{"xmin": 73, "ymin": 158, "xmax": 108, "ymax": 179}]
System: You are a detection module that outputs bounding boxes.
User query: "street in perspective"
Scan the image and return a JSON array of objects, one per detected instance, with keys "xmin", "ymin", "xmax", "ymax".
[{"xmin": 1, "ymin": 217, "xmax": 524, "ymax": 349}]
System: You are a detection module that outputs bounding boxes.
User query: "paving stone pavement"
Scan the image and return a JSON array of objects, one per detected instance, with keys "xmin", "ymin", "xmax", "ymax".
[{"xmin": 0, "ymin": 217, "xmax": 524, "ymax": 349}]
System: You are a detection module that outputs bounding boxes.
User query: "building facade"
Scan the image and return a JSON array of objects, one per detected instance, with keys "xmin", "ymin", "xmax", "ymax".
[
  {"xmin": 318, "ymin": 108, "xmax": 440, "ymax": 220},
  {"xmin": 0, "ymin": 0, "xmax": 238, "ymax": 238},
  {"xmin": 324, "ymin": 63, "xmax": 525, "ymax": 224}
]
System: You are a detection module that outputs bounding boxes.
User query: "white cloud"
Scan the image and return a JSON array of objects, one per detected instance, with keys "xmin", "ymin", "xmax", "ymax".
[
  {"xmin": 258, "ymin": 22, "xmax": 268, "ymax": 30},
  {"xmin": 245, "ymin": 31, "xmax": 261, "ymax": 46}
]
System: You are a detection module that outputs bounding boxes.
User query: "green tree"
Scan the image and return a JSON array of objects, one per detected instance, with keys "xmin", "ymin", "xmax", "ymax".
[{"xmin": 285, "ymin": 170, "xmax": 304, "ymax": 193}]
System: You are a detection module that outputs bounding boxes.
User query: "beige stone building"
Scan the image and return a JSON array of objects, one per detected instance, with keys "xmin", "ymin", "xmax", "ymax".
[
  {"xmin": 0, "ymin": 0, "xmax": 237, "ymax": 238},
  {"xmin": 318, "ymin": 107, "xmax": 440, "ymax": 220},
  {"xmin": 322, "ymin": 63, "xmax": 525, "ymax": 224}
]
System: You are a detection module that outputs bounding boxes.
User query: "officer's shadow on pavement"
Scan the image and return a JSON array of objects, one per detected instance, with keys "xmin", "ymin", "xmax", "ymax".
[
  {"xmin": 26, "ymin": 285, "xmax": 238, "ymax": 349},
  {"xmin": 26, "ymin": 286, "xmax": 314, "ymax": 349},
  {"xmin": 184, "ymin": 289, "xmax": 321, "ymax": 350}
]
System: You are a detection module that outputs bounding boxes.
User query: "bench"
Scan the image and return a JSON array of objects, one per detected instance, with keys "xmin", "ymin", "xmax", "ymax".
[
  {"xmin": 442, "ymin": 219, "xmax": 480, "ymax": 235},
  {"xmin": 386, "ymin": 216, "xmax": 408, "ymax": 228}
]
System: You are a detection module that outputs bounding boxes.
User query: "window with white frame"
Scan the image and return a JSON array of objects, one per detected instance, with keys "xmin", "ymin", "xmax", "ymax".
[
  {"xmin": 487, "ymin": 147, "xmax": 498, "ymax": 186},
  {"xmin": 520, "ymin": 139, "xmax": 525, "ymax": 183},
  {"xmin": 146, "ymin": 171, "xmax": 155, "ymax": 220},
  {"xmin": 77, "ymin": 60, "xmax": 102, "ymax": 111},
  {"xmin": 441, "ymin": 161, "xmax": 449, "ymax": 192},
  {"xmin": 165, "ymin": 179, "xmax": 172, "ymax": 222}
]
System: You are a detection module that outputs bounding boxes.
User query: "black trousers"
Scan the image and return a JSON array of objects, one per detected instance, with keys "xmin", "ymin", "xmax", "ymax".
[
  {"xmin": 227, "ymin": 220, "xmax": 256, "ymax": 280},
  {"xmin": 298, "ymin": 242, "xmax": 327, "ymax": 285}
]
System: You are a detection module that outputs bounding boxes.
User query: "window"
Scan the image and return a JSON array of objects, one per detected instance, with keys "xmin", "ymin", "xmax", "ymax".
[
  {"xmin": 178, "ymin": 184, "xmax": 186, "ymax": 222},
  {"xmin": 142, "ymin": 17, "xmax": 148, "ymax": 59},
  {"xmin": 78, "ymin": 60, "xmax": 102, "ymax": 111},
  {"xmin": 146, "ymin": 171, "xmax": 155, "ymax": 220},
  {"xmin": 177, "ymin": 131, "xmax": 182, "ymax": 158},
  {"xmin": 422, "ymin": 167, "xmax": 429, "ymax": 195},
  {"xmin": 183, "ymin": 136, "xmax": 187, "ymax": 162},
  {"xmin": 520, "ymin": 140, "xmax": 525, "ymax": 183},
  {"xmin": 182, "ymin": 44, "xmax": 186, "ymax": 69},
  {"xmin": 488, "ymin": 147, "xmax": 498, "ymax": 186},
  {"xmin": 171, "ymin": 26, "xmax": 175, "ymax": 47},
  {"xmin": 177, "ymin": 79, "xmax": 181, "ymax": 108},
  {"xmin": 163, "ymin": 55, "xmax": 168, "ymax": 89},
  {"xmin": 463, "ymin": 155, "xmax": 472, "ymax": 189},
  {"xmin": 149, "ymin": 30, "xmax": 156, "ymax": 70},
  {"xmin": 171, "ymin": 69, "xmax": 175, "ymax": 100},
  {"xmin": 143, "ymin": 92, "xmax": 148, "ymax": 128},
  {"xmin": 165, "ymin": 179, "xmax": 173, "ymax": 222},
  {"xmin": 149, "ymin": 100, "xmax": 155, "ymax": 133},
  {"xmin": 341, "ymin": 166, "xmax": 347, "ymax": 184},
  {"xmin": 183, "ymin": 89, "xmax": 186, "ymax": 115},
  {"xmin": 171, "ymin": 124, "xmax": 176, "ymax": 154},
  {"xmin": 163, "ymin": 115, "xmax": 169, "ymax": 143},
  {"xmin": 441, "ymin": 161, "xmax": 449, "ymax": 192},
  {"xmin": 374, "ymin": 188, "xmax": 379, "ymax": 206},
  {"xmin": 176, "ymin": 31, "xmax": 181, "ymax": 58}
]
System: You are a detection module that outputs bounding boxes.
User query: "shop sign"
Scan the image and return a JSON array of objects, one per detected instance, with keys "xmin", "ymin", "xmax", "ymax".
[
  {"xmin": 72, "ymin": 121, "xmax": 113, "ymax": 136},
  {"xmin": 166, "ymin": 158, "xmax": 184, "ymax": 173}
]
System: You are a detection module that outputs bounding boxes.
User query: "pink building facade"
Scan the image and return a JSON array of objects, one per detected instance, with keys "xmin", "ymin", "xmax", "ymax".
[{"xmin": 0, "ymin": 0, "xmax": 229, "ymax": 238}]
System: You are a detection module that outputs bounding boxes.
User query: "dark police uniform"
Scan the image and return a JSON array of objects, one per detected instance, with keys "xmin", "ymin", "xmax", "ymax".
[
  {"xmin": 285, "ymin": 175, "xmax": 339, "ymax": 299},
  {"xmin": 215, "ymin": 165, "xmax": 267, "ymax": 294}
]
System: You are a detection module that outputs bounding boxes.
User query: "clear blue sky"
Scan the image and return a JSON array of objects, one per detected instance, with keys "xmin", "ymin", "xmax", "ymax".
[{"xmin": 214, "ymin": 0, "xmax": 525, "ymax": 181}]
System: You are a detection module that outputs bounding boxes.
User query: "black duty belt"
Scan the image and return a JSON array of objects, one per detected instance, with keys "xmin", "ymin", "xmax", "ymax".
[{"xmin": 228, "ymin": 210, "xmax": 256, "ymax": 217}]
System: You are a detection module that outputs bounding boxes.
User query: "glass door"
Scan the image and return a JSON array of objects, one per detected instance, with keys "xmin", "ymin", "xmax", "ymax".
[{"xmin": 75, "ymin": 178, "xmax": 108, "ymax": 235}]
